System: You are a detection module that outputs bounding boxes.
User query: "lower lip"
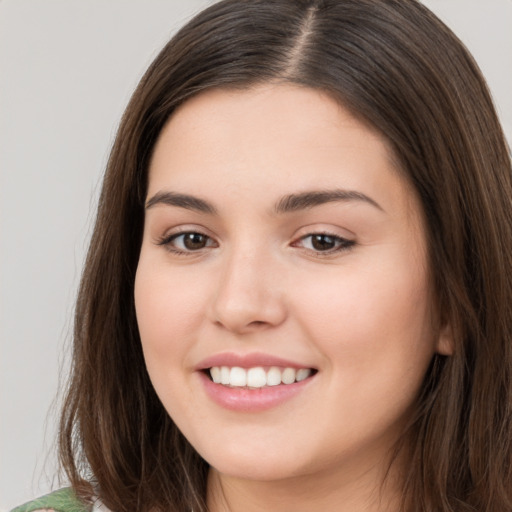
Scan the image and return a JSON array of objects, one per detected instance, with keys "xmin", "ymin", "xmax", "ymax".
[{"xmin": 198, "ymin": 371, "xmax": 315, "ymax": 412}]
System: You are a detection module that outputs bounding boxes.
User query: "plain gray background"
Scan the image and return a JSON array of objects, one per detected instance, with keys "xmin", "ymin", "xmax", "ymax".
[{"xmin": 1, "ymin": 1, "xmax": 511, "ymax": 509}]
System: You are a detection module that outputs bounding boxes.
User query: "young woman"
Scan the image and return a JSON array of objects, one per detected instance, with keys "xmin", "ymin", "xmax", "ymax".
[{"xmin": 13, "ymin": 0, "xmax": 512, "ymax": 511}]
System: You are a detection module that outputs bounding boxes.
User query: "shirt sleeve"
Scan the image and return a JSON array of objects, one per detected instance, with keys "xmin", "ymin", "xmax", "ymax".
[{"xmin": 9, "ymin": 488, "xmax": 91, "ymax": 512}]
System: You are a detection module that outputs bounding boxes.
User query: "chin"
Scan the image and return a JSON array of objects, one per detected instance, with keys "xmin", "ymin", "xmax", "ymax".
[
  {"xmin": 211, "ymin": 461, "xmax": 306, "ymax": 482},
  {"xmin": 199, "ymin": 442, "xmax": 314, "ymax": 482}
]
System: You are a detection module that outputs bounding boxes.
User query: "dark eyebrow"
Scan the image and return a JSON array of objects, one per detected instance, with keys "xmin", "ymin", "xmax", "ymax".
[
  {"xmin": 274, "ymin": 189, "xmax": 384, "ymax": 214},
  {"xmin": 145, "ymin": 191, "xmax": 217, "ymax": 214},
  {"xmin": 145, "ymin": 189, "xmax": 382, "ymax": 215}
]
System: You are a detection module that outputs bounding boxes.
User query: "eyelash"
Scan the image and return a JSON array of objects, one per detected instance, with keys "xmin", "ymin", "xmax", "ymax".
[
  {"xmin": 292, "ymin": 232, "xmax": 355, "ymax": 256},
  {"xmin": 156, "ymin": 231, "xmax": 355, "ymax": 256},
  {"xmin": 157, "ymin": 231, "xmax": 216, "ymax": 255}
]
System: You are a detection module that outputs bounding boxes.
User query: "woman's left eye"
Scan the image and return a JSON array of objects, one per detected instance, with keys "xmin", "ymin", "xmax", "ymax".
[
  {"xmin": 293, "ymin": 233, "xmax": 355, "ymax": 254},
  {"xmin": 158, "ymin": 232, "xmax": 216, "ymax": 253}
]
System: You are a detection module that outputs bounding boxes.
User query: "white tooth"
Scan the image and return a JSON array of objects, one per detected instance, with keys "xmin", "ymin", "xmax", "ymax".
[
  {"xmin": 267, "ymin": 367, "xmax": 282, "ymax": 386},
  {"xmin": 296, "ymin": 368, "xmax": 312, "ymax": 382},
  {"xmin": 220, "ymin": 366, "xmax": 230, "ymax": 385},
  {"xmin": 210, "ymin": 366, "xmax": 221, "ymax": 384},
  {"xmin": 247, "ymin": 367, "xmax": 266, "ymax": 388},
  {"xmin": 230, "ymin": 367, "xmax": 247, "ymax": 387},
  {"xmin": 281, "ymin": 367, "xmax": 296, "ymax": 385}
]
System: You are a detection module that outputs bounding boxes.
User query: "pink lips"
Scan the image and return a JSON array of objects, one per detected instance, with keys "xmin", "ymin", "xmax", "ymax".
[
  {"xmin": 196, "ymin": 352, "xmax": 312, "ymax": 370},
  {"xmin": 196, "ymin": 352, "xmax": 316, "ymax": 412}
]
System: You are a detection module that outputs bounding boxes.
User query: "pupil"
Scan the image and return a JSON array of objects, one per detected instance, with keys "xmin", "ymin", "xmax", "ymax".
[
  {"xmin": 184, "ymin": 233, "xmax": 206, "ymax": 250},
  {"xmin": 312, "ymin": 234, "xmax": 335, "ymax": 251}
]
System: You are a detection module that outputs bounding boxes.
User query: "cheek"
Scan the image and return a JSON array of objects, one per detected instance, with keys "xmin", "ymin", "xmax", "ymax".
[
  {"xmin": 293, "ymin": 257, "xmax": 435, "ymax": 381},
  {"xmin": 134, "ymin": 260, "xmax": 207, "ymax": 364},
  {"xmin": 291, "ymin": 262, "xmax": 435, "ymax": 444},
  {"xmin": 134, "ymin": 260, "xmax": 212, "ymax": 424}
]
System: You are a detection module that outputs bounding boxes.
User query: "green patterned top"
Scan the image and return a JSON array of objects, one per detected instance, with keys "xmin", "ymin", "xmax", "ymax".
[{"xmin": 10, "ymin": 488, "xmax": 91, "ymax": 512}]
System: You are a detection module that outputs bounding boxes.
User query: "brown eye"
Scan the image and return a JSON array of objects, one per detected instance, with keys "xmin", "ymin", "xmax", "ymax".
[
  {"xmin": 311, "ymin": 234, "xmax": 337, "ymax": 251},
  {"xmin": 294, "ymin": 233, "xmax": 355, "ymax": 254},
  {"xmin": 181, "ymin": 233, "xmax": 209, "ymax": 250},
  {"xmin": 159, "ymin": 231, "xmax": 216, "ymax": 253}
]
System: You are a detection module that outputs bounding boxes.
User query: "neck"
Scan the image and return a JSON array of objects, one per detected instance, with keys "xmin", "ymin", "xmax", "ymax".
[{"xmin": 206, "ymin": 456, "xmax": 403, "ymax": 512}]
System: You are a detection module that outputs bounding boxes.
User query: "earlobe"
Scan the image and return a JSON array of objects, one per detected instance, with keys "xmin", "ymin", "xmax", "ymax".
[{"xmin": 435, "ymin": 323, "xmax": 454, "ymax": 356}]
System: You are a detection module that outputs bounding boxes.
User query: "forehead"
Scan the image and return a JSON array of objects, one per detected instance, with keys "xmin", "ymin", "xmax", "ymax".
[
  {"xmin": 156, "ymin": 84, "xmax": 388, "ymax": 154},
  {"xmin": 147, "ymin": 84, "xmax": 417, "ymax": 217}
]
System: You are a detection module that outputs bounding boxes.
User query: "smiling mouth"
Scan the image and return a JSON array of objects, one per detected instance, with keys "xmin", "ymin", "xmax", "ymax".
[{"xmin": 205, "ymin": 366, "xmax": 317, "ymax": 388}]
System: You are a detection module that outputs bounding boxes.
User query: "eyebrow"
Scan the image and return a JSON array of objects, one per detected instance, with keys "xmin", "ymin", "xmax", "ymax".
[
  {"xmin": 145, "ymin": 188, "xmax": 383, "ymax": 215},
  {"xmin": 145, "ymin": 191, "xmax": 217, "ymax": 214},
  {"xmin": 274, "ymin": 189, "xmax": 384, "ymax": 214}
]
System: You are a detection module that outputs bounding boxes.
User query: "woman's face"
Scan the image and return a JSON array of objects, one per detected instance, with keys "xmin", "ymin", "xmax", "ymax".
[{"xmin": 135, "ymin": 84, "xmax": 451, "ymax": 483}]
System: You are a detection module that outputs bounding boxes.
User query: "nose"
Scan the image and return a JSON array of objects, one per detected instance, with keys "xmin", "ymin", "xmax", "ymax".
[{"xmin": 209, "ymin": 247, "xmax": 287, "ymax": 334}]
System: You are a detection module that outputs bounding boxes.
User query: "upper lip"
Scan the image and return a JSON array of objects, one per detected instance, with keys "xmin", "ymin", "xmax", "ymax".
[{"xmin": 195, "ymin": 352, "xmax": 316, "ymax": 371}]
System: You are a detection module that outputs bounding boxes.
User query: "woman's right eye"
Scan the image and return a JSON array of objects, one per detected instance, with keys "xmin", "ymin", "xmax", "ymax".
[{"xmin": 158, "ymin": 232, "xmax": 216, "ymax": 253}]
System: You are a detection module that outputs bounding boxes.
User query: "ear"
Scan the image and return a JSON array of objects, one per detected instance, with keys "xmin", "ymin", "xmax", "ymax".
[{"xmin": 435, "ymin": 322, "xmax": 454, "ymax": 356}]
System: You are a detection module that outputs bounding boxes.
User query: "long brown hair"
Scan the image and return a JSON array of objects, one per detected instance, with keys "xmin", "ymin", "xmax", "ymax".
[{"xmin": 59, "ymin": 1, "xmax": 512, "ymax": 510}]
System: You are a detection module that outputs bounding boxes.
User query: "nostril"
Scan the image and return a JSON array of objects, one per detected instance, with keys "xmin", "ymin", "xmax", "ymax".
[{"xmin": 248, "ymin": 320, "xmax": 266, "ymax": 327}]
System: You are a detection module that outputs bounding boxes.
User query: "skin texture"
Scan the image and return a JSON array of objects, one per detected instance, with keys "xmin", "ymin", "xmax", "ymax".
[{"xmin": 134, "ymin": 84, "xmax": 452, "ymax": 512}]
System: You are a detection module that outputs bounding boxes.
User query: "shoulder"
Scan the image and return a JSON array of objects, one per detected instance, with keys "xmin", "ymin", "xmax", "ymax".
[{"xmin": 10, "ymin": 488, "xmax": 91, "ymax": 512}]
